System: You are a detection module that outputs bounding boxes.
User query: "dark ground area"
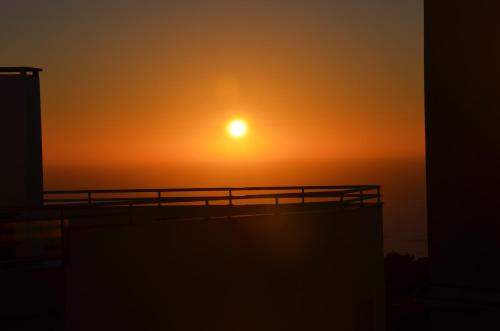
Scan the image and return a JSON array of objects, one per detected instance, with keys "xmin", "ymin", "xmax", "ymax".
[{"xmin": 385, "ymin": 251, "xmax": 431, "ymax": 331}]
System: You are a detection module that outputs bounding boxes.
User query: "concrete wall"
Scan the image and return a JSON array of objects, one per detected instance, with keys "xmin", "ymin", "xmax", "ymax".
[
  {"xmin": 65, "ymin": 206, "xmax": 385, "ymax": 331},
  {"xmin": 0, "ymin": 70, "xmax": 43, "ymax": 210},
  {"xmin": 425, "ymin": 1, "xmax": 500, "ymax": 328}
]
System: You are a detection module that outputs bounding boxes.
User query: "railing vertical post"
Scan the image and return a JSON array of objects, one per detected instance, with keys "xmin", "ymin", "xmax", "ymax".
[
  {"xmin": 377, "ymin": 186, "xmax": 381, "ymax": 204},
  {"xmin": 275, "ymin": 196, "xmax": 280, "ymax": 215},
  {"xmin": 205, "ymin": 199, "xmax": 210, "ymax": 220},
  {"xmin": 87, "ymin": 192, "xmax": 92, "ymax": 205},
  {"xmin": 158, "ymin": 191, "xmax": 161, "ymax": 207},
  {"xmin": 360, "ymin": 189, "xmax": 364, "ymax": 207},
  {"xmin": 229, "ymin": 189, "xmax": 233, "ymax": 206},
  {"xmin": 129, "ymin": 202, "xmax": 133, "ymax": 224},
  {"xmin": 301, "ymin": 188, "xmax": 305, "ymax": 204},
  {"xmin": 60, "ymin": 208, "xmax": 66, "ymax": 265}
]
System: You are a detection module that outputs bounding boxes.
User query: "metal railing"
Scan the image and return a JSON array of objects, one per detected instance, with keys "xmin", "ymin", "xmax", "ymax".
[
  {"xmin": 1, "ymin": 185, "xmax": 381, "ymax": 270},
  {"xmin": 43, "ymin": 185, "xmax": 381, "ymax": 208}
]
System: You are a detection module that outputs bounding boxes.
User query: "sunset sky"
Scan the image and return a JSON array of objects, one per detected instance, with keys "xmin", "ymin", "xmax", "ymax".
[{"xmin": 2, "ymin": 0, "xmax": 424, "ymax": 166}]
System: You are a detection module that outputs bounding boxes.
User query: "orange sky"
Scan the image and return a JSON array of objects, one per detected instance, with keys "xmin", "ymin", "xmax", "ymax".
[{"xmin": 2, "ymin": 1, "xmax": 424, "ymax": 167}]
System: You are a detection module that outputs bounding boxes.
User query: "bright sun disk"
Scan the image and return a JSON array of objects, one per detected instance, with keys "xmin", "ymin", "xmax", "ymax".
[{"xmin": 227, "ymin": 119, "xmax": 247, "ymax": 138}]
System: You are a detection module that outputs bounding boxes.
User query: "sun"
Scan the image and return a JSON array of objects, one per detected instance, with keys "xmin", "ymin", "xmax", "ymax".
[{"xmin": 227, "ymin": 119, "xmax": 248, "ymax": 138}]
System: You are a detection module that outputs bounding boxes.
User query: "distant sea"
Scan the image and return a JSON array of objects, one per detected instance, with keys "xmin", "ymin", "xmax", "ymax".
[{"xmin": 45, "ymin": 157, "xmax": 427, "ymax": 257}]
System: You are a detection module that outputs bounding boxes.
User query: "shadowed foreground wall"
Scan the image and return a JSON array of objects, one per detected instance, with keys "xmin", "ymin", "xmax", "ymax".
[
  {"xmin": 65, "ymin": 206, "xmax": 384, "ymax": 331},
  {"xmin": 425, "ymin": 1, "xmax": 500, "ymax": 329}
]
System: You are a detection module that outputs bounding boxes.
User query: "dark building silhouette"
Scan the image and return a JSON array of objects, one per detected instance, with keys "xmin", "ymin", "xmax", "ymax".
[
  {"xmin": 425, "ymin": 2, "xmax": 500, "ymax": 329},
  {"xmin": 0, "ymin": 67, "xmax": 44, "ymax": 210}
]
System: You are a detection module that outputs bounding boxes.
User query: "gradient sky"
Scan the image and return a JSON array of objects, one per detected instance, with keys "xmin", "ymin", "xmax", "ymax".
[{"xmin": 1, "ymin": 0, "xmax": 424, "ymax": 167}]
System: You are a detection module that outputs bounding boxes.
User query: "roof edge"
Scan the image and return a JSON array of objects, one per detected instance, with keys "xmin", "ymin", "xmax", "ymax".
[{"xmin": 0, "ymin": 67, "xmax": 43, "ymax": 73}]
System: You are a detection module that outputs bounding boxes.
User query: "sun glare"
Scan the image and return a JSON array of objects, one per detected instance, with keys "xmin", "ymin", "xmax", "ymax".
[{"xmin": 227, "ymin": 119, "xmax": 247, "ymax": 138}]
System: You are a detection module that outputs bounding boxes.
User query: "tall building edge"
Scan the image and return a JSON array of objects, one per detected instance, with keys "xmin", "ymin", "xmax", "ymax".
[
  {"xmin": 424, "ymin": 2, "xmax": 500, "ymax": 329},
  {"xmin": 0, "ymin": 67, "xmax": 44, "ymax": 210},
  {"xmin": 26, "ymin": 70, "xmax": 44, "ymax": 208}
]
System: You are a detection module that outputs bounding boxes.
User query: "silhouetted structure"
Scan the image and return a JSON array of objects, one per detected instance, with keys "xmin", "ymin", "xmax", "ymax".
[
  {"xmin": 0, "ymin": 67, "xmax": 44, "ymax": 210},
  {"xmin": 425, "ymin": 2, "xmax": 500, "ymax": 329}
]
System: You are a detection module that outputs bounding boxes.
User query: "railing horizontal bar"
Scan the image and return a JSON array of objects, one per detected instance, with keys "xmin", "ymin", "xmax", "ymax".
[
  {"xmin": 44, "ymin": 185, "xmax": 379, "ymax": 195},
  {"xmin": 44, "ymin": 192, "xmax": 378, "ymax": 203},
  {"xmin": 43, "ymin": 193, "xmax": 380, "ymax": 207}
]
